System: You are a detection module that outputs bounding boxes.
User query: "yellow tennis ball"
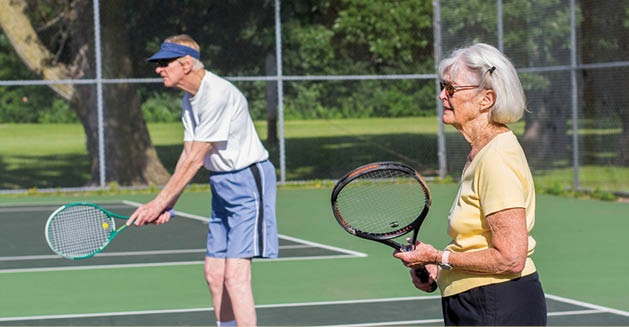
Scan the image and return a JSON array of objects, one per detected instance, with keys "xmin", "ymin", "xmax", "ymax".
[{"xmin": 102, "ymin": 222, "xmax": 109, "ymax": 229}]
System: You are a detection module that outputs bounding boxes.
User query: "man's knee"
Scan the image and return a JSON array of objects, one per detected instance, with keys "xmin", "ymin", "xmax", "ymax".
[
  {"xmin": 204, "ymin": 258, "xmax": 226, "ymax": 287},
  {"xmin": 223, "ymin": 259, "xmax": 252, "ymax": 290}
]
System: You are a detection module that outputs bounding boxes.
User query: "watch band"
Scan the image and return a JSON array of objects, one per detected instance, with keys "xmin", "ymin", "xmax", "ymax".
[{"xmin": 439, "ymin": 250, "xmax": 452, "ymax": 270}]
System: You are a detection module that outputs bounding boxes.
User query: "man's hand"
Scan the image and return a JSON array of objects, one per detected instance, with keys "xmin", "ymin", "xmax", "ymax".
[{"xmin": 126, "ymin": 200, "xmax": 173, "ymax": 226}]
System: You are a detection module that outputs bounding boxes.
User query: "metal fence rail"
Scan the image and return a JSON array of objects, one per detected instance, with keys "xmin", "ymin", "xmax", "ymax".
[{"xmin": 1, "ymin": 0, "xmax": 627, "ymax": 195}]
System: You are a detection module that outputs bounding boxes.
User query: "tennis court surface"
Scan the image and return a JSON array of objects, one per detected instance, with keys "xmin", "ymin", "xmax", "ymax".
[{"xmin": 1, "ymin": 197, "xmax": 628, "ymax": 326}]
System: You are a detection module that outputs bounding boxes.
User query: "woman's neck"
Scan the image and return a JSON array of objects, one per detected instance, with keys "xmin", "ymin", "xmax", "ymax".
[{"xmin": 463, "ymin": 121, "xmax": 509, "ymax": 162}]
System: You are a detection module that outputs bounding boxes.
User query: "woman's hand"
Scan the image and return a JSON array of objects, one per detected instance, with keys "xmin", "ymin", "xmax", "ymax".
[
  {"xmin": 410, "ymin": 264, "xmax": 439, "ymax": 292},
  {"xmin": 393, "ymin": 240, "xmax": 438, "ymax": 269}
]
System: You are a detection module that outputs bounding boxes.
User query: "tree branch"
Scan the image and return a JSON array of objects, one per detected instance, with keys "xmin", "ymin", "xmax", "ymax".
[{"xmin": 0, "ymin": 0, "xmax": 74, "ymax": 100}]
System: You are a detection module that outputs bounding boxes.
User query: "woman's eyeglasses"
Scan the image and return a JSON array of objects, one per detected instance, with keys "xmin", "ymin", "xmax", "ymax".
[{"xmin": 439, "ymin": 82, "xmax": 479, "ymax": 97}]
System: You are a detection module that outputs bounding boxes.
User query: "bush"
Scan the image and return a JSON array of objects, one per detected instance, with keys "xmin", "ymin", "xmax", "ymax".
[{"xmin": 141, "ymin": 93, "xmax": 181, "ymax": 122}]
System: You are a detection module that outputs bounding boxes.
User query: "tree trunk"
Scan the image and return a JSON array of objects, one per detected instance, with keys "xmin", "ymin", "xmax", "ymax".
[
  {"xmin": 580, "ymin": 0, "xmax": 629, "ymax": 166},
  {"xmin": 522, "ymin": 87, "xmax": 570, "ymax": 169},
  {"xmin": 72, "ymin": 0, "xmax": 170, "ymax": 185},
  {"xmin": 0, "ymin": 0, "xmax": 171, "ymax": 186},
  {"xmin": 0, "ymin": 0, "xmax": 73, "ymax": 100}
]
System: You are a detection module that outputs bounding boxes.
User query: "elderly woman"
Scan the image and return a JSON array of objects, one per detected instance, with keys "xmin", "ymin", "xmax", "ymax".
[{"xmin": 394, "ymin": 43, "xmax": 546, "ymax": 326}]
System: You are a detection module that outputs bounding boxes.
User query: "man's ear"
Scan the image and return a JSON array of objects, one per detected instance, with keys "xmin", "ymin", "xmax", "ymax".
[
  {"xmin": 480, "ymin": 89, "xmax": 496, "ymax": 112},
  {"xmin": 180, "ymin": 56, "xmax": 193, "ymax": 73}
]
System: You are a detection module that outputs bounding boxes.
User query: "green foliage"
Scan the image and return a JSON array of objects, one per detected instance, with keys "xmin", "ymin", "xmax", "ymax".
[
  {"xmin": 37, "ymin": 99, "xmax": 77, "ymax": 123},
  {"xmin": 0, "ymin": 34, "xmax": 77, "ymax": 123},
  {"xmin": 0, "ymin": 88, "xmax": 76, "ymax": 123},
  {"xmin": 333, "ymin": 0, "xmax": 433, "ymax": 68},
  {"xmin": 542, "ymin": 182, "xmax": 567, "ymax": 196},
  {"xmin": 590, "ymin": 187, "xmax": 618, "ymax": 202},
  {"xmin": 1, "ymin": 1, "xmax": 435, "ymax": 123},
  {"xmin": 283, "ymin": 23, "xmax": 335, "ymax": 74},
  {"xmin": 277, "ymin": 0, "xmax": 435, "ymax": 119},
  {"xmin": 282, "ymin": 79, "xmax": 437, "ymax": 119},
  {"xmin": 141, "ymin": 93, "xmax": 181, "ymax": 123}
]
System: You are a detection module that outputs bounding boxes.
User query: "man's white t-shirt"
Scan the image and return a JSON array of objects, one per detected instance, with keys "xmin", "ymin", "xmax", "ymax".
[{"xmin": 181, "ymin": 71, "xmax": 268, "ymax": 172}]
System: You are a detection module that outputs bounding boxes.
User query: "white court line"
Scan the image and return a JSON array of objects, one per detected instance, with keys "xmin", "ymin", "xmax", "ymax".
[
  {"xmin": 319, "ymin": 319, "xmax": 444, "ymax": 327},
  {"xmin": 0, "ymin": 202, "xmax": 131, "ymax": 213},
  {"xmin": 0, "ymin": 254, "xmax": 364, "ymax": 274},
  {"xmin": 0, "ymin": 296, "xmax": 439, "ymax": 322},
  {"xmin": 0, "ymin": 244, "xmax": 314, "ymax": 262},
  {"xmin": 547, "ymin": 309, "xmax": 602, "ymax": 317},
  {"xmin": 0, "ymin": 294, "xmax": 624, "ymax": 324},
  {"xmin": 1, "ymin": 199, "xmax": 367, "ymax": 274},
  {"xmin": 278, "ymin": 234, "xmax": 367, "ymax": 257},
  {"xmin": 0, "ymin": 249, "xmax": 205, "ymax": 261},
  {"xmin": 3, "ymin": 200, "xmax": 366, "ymax": 258},
  {"xmin": 122, "ymin": 201, "xmax": 367, "ymax": 258},
  {"xmin": 122, "ymin": 200, "xmax": 210, "ymax": 223},
  {"xmin": 545, "ymin": 294, "xmax": 629, "ymax": 317}
]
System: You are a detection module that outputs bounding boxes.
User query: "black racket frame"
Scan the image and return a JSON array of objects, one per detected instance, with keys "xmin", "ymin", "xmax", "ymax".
[{"xmin": 330, "ymin": 161, "xmax": 437, "ymax": 292}]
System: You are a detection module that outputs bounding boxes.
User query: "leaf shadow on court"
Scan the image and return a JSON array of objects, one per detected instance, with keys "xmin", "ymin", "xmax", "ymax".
[{"xmin": 0, "ymin": 153, "xmax": 90, "ymax": 190}]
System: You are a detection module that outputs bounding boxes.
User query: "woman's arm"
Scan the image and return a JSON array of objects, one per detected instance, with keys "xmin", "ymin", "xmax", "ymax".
[
  {"xmin": 395, "ymin": 207, "xmax": 528, "ymax": 275},
  {"xmin": 446, "ymin": 207, "xmax": 528, "ymax": 274}
]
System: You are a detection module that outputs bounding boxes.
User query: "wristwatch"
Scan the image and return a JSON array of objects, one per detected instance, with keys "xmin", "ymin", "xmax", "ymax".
[{"xmin": 438, "ymin": 250, "xmax": 452, "ymax": 270}]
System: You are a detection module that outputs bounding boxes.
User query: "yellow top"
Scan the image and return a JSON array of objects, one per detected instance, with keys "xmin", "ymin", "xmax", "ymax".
[{"xmin": 438, "ymin": 131, "xmax": 537, "ymax": 297}]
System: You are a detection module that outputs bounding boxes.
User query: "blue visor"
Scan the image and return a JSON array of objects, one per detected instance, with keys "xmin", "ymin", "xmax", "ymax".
[{"xmin": 146, "ymin": 42, "xmax": 200, "ymax": 62}]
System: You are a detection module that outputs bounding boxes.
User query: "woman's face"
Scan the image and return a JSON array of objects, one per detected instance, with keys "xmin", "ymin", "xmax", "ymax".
[{"xmin": 439, "ymin": 70, "xmax": 483, "ymax": 129}]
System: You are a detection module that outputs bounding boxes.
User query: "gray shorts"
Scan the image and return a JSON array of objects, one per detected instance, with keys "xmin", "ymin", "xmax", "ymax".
[{"xmin": 206, "ymin": 160, "xmax": 278, "ymax": 259}]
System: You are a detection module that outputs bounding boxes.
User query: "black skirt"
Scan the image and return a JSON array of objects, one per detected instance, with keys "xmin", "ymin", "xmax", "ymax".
[{"xmin": 441, "ymin": 272, "xmax": 547, "ymax": 326}]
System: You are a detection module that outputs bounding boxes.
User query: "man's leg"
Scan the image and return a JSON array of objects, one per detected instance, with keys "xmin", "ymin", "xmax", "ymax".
[
  {"xmin": 205, "ymin": 257, "xmax": 236, "ymax": 324},
  {"xmin": 224, "ymin": 258, "xmax": 256, "ymax": 326}
]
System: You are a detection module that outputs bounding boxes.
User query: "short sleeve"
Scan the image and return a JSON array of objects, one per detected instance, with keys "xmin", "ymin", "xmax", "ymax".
[
  {"xmin": 182, "ymin": 94, "xmax": 195, "ymax": 141},
  {"xmin": 191, "ymin": 95, "xmax": 231, "ymax": 142},
  {"xmin": 477, "ymin": 149, "xmax": 527, "ymax": 216}
]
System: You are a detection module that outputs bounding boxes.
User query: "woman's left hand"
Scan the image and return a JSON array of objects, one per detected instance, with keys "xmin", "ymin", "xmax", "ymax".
[{"xmin": 393, "ymin": 240, "xmax": 438, "ymax": 269}]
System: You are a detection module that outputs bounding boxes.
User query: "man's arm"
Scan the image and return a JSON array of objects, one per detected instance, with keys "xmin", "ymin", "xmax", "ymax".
[
  {"xmin": 127, "ymin": 140, "xmax": 212, "ymax": 226},
  {"xmin": 160, "ymin": 141, "xmax": 194, "ymax": 211}
]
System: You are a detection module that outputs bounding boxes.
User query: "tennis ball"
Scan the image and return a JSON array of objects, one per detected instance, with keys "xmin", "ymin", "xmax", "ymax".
[{"xmin": 102, "ymin": 222, "xmax": 109, "ymax": 229}]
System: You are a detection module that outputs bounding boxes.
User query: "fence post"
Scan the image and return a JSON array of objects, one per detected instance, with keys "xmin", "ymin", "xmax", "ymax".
[
  {"xmin": 92, "ymin": 0, "xmax": 106, "ymax": 188},
  {"xmin": 570, "ymin": 0, "xmax": 580, "ymax": 191},
  {"xmin": 433, "ymin": 0, "xmax": 447, "ymax": 179}
]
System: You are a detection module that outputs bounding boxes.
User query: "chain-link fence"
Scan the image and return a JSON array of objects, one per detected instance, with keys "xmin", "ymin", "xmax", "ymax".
[{"xmin": 1, "ymin": 0, "xmax": 627, "ymax": 196}]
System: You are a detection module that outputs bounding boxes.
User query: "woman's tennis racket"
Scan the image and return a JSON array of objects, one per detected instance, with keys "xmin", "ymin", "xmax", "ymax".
[
  {"xmin": 331, "ymin": 161, "xmax": 438, "ymax": 292},
  {"xmin": 45, "ymin": 202, "xmax": 174, "ymax": 260}
]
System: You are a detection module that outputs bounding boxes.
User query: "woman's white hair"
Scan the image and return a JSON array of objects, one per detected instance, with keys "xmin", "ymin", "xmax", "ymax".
[{"xmin": 438, "ymin": 43, "xmax": 526, "ymax": 124}]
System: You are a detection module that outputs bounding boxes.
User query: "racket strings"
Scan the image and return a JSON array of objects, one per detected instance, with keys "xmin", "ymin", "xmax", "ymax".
[
  {"xmin": 46, "ymin": 206, "xmax": 114, "ymax": 258},
  {"xmin": 335, "ymin": 169, "xmax": 428, "ymax": 235}
]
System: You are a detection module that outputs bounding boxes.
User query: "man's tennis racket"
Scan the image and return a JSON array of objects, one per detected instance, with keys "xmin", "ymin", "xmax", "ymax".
[
  {"xmin": 45, "ymin": 202, "xmax": 174, "ymax": 260},
  {"xmin": 331, "ymin": 161, "xmax": 437, "ymax": 292}
]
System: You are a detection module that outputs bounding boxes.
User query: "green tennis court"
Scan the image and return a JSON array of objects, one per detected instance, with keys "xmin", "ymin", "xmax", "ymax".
[{"xmin": 1, "ymin": 185, "xmax": 628, "ymax": 325}]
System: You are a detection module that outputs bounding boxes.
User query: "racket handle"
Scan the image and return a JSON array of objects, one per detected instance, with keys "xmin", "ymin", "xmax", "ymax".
[{"xmin": 414, "ymin": 267, "xmax": 438, "ymax": 293}]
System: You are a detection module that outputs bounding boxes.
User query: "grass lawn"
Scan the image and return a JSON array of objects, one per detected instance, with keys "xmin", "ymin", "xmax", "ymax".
[{"xmin": 1, "ymin": 118, "xmax": 628, "ymax": 197}]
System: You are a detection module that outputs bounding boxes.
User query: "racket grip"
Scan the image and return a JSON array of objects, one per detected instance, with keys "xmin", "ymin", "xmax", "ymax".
[{"xmin": 414, "ymin": 267, "xmax": 438, "ymax": 293}]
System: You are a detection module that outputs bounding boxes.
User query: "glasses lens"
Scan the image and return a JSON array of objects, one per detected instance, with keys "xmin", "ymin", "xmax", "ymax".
[
  {"xmin": 440, "ymin": 82, "xmax": 455, "ymax": 96},
  {"xmin": 156, "ymin": 60, "xmax": 171, "ymax": 68}
]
